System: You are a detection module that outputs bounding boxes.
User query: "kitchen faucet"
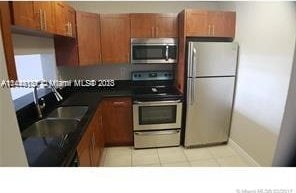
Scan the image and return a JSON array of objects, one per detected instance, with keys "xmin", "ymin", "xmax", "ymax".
[{"xmin": 33, "ymin": 80, "xmax": 63, "ymax": 118}]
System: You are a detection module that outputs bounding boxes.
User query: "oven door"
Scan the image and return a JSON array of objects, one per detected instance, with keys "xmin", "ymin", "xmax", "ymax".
[{"xmin": 133, "ymin": 100, "xmax": 182, "ymax": 131}]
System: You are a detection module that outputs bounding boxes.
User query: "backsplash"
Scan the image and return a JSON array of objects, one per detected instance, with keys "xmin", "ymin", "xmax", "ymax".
[{"xmin": 58, "ymin": 64, "xmax": 174, "ymax": 80}]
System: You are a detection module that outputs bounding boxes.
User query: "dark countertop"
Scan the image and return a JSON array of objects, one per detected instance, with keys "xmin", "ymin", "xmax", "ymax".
[{"xmin": 22, "ymin": 88, "xmax": 132, "ymax": 167}]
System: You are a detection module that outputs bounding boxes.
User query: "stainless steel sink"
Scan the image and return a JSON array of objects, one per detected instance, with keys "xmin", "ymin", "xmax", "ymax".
[
  {"xmin": 22, "ymin": 118, "xmax": 80, "ymax": 138},
  {"xmin": 47, "ymin": 106, "xmax": 88, "ymax": 121}
]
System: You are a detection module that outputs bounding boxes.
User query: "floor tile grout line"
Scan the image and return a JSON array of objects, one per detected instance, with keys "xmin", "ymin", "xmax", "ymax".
[
  {"xmin": 156, "ymin": 148, "xmax": 163, "ymax": 167},
  {"xmin": 182, "ymin": 147, "xmax": 192, "ymax": 167}
]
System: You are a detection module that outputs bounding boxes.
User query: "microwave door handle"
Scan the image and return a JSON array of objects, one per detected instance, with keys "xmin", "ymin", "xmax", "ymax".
[{"xmin": 165, "ymin": 45, "xmax": 169, "ymax": 61}]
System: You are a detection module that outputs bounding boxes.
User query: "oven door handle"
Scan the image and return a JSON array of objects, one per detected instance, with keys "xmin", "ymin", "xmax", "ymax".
[
  {"xmin": 133, "ymin": 100, "xmax": 181, "ymax": 104},
  {"xmin": 135, "ymin": 130, "xmax": 180, "ymax": 136}
]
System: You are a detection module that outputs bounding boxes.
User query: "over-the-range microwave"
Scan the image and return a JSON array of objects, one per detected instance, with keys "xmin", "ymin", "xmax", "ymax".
[{"xmin": 131, "ymin": 38, "xmax": 178, "ymax": 64}]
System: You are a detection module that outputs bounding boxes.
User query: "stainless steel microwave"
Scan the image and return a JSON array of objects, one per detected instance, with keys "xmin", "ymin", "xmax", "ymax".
[{"xmin": 131, "ymin": 38, "xmax": 178, "ymax": 64}]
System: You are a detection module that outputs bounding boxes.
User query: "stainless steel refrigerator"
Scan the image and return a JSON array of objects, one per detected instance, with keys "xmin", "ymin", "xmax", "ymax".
[{"xmin": 184, "ymin": 42, "xmax": 238, "ymax": 147}]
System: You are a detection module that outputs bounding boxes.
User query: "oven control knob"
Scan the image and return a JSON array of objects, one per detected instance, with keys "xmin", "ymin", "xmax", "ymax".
[
  {"xmin": 134, "ymin": 74, "xmax": 138, "ymax": 77},
  {"xmin": 139, "ymin": 74, "xmax": 142, "ymax": 77},
  {"xmin": 164, "ymin": 73, "xmax": 168, "ymax": 76}
]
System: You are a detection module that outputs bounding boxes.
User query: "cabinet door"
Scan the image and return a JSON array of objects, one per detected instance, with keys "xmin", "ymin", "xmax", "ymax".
[
  {"xmin": 102, "ymin": 97, "xmax": 133, "ymax": 146},
  {"xmin": 208, "ymin": 11, "xmax": 225, "ymax": 37},
  {"xmin": 54, "ymin": 2, "xmax": 67, "ymax": 36},
  {"xmin": 10, "ymin": 1, "xmax": 37, "ymax": 30},
  {"xmin": 130, "ymin": 14, "xmax": 155, "ymax": 38},
  {"xmin": 91, "ymin": 110, "xmax": 100, "ymax": 166},
  {"xmin": 77, "ymin": 127, "xmax": 92, "ymax": 167},
  {"xmin": 186, "ymin": 10, "xmax": 209, "ymax": 37},
  {"xmin": 33, "ymin": 1, "xmax": 55, "ymax": 33},
  {"xmin": 66, "ymin": 6, "xmax": 76, "ymax": 38},
  {"xmin": 222, "ymin": 12, "xmax": 236, "ymax": 38},
  {"xmin": 155, "ymin": 15, "xmax": 178, "ymax": 38},
  {"xmin": 96, "ymin": 105, "xmax": 105, "ymax": 165},
  {"xmin": 76, "ymin": 11, "xmax": 101, "ymax": 66},
  {"xmin": 100, "ymin": 14, "xmax": 130, "ymax": 64},
  {"xmin": 0, "ymin": 2, "xmax": 17, "ymax": 80}
]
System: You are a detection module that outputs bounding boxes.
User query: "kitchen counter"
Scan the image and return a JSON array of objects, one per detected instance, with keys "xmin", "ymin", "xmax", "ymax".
[{"xmin": 21, "ymin": 88, "xmax": 132, "ymax": 167}]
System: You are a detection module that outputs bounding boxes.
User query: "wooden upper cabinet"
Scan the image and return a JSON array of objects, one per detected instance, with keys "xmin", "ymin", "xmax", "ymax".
[
  {"xmin": 155, "ymin": 14, "xmax": 178, "ymax": 38},
  {"xmin": 102, "ymin": 97, "xmax": 133, "ymax": 146},
  {"xmin": 66, "ymin": 6, "xmax": 76, "ymax": 38},
  {"xmin": 76, "ymin": 11, "xmax": 101, "ymax": 66},
  {"xmin": 33, "ymin": 2, "xmax": 55, "ymax": 33},
  {"xmin": 10, "ymin": 1, "xmax": 37, "ymax": 30},
  {"xmin": 130, "ymin": 14, "xmax": 155, "ymax": 38},
  {"xmin": 100, "ymin": 14, "xmax": 130, "ymax": 64},
  {"xmin": 10, "ymin": 1, "xmax": 55, "ymax": 33},
  {"xmin": 186, "ymin": 10, "xmax": 209, "ymax": 37},
  {"xmin": 54, "ymin": 2, "xmax": 67, "ymax": 36},
  {"xmin": 0, "ymin": 2, "xmax": 17, "ymax": 80},
  {"xmin": 54, "ymin": 2, "xmax": 76, "ymax": 37},
  {"xmin": 222, "ymin": 12, "xmax": 236, "ymax": 38},
  {"xmin": 131, "ymin": 13, "xmax": 178, "ymax": 38},
  {"xmin": 184, "ymin": 9, "xmax": 236, "ymax": 38}
]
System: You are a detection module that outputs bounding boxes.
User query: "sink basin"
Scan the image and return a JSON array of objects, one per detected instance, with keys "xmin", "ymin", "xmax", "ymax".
[
  {"xmin": 22, "ymin": 118, "xmax": 80, "ymax": 138},
  {"xmin": 47, "ymin": 106, "xmax": 88, "ymax": 121}
]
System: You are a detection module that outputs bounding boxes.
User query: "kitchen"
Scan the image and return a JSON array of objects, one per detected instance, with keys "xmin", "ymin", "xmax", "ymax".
[{"xmin": 0, "ymin": 0, "xmax": 296, "ymax": 171}]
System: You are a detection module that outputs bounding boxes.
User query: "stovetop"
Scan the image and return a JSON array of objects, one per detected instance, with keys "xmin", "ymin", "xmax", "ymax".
[
  {"xmin": 131, "ymin": 70, "xmax": 183, "ymax": 101},
  {"xmin": 132, "ymin": 85, "xmax": 183, "ymax": 101}
]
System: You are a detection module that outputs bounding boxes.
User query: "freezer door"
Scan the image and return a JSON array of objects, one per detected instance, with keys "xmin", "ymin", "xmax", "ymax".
[
  {"xmin": 188, "ymin": 42, "xmax": 238, "ymax": 77},
  {"xmin": 185, "ymin": 77, "xmax": 235, "ymax": 147}
]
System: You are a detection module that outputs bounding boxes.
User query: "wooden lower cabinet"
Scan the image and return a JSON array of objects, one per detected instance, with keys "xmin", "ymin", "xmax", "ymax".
[
  {"xmin": 77, "ymin": 104, "xmax": 104, "ymax": 167},
  {"xmin": 102, "ymin": 97, "xmax": 133, "ymax": 146}
]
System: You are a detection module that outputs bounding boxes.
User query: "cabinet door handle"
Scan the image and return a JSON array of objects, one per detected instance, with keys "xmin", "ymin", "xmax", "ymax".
[
  {"xmin": 89, "ymin": 141, "xmax": 93, "ymax": 167},
  {"xmin": 212, "ymin": 25, "xmax": 215, "ymax": 36},
  {"xmin": 113, "ymin": 101, "xmax": 126, "ymax": 107},
  {"xmin": 151, "ymin": 27, "xmax": 154, "ymax": 37},
  {"xmin": 65, "ymin": 22, "xmax": 69, "ymax": 36},
  {"xmin": 69, "ymin": 22, "xmax": 73, "ymax": 36},
  {"xmin": 38, "ymin": 9, "xmax": 43, "ymax": 30},
  {"xmin": 208, "ymin": 25, "xmax": 211, "ymax": 35},
  {"xmin": 43, "ymin": 10, "xmax": 47, "ymax": 31},
  {"xmin": 155, "ymin": 27, "xmax": 158, "ymax": 37},
  {"xmin": 67, "ymin": 22, "xmax": 70, "ymax": 36}
]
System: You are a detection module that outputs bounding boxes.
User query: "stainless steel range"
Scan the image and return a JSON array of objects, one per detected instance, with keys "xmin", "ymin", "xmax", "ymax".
[{"xmin": 132, "ymin": 71, "xmax": 183, "ymax": 149}]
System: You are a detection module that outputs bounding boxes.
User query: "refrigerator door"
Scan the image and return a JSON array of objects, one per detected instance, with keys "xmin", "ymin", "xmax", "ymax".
[
  {"xmin": 185, "ymin": 77, "xmax": 235, "ymax": 147},
  {"xmin": 188, "ymin": 42, "xmax": 238, "ymax": 77}
]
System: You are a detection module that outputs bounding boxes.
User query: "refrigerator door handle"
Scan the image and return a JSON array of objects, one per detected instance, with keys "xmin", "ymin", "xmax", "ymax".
[
  {"xmin": 190, "ymin": 47, "xmax": 197, "ymax": 105},
  {"xmin": 187, "ymin": 78, "xmax": 192, "ymax": 105},
  {"xmin": 188, "ymin": 42, "xmax": 193, "ymax": 77},
  {"xmin": 191, "ymin": 78, "xmax": 195, "ymax": 105},
  {"xmin": 192, "ymin": 48, "xmax": 197, "ymax": 78}
]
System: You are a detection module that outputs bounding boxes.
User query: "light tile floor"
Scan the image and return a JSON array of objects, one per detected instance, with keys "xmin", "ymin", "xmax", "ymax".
[{"xmin": 102, "ymin": 144, "xmax": 254, "ymax": 167}]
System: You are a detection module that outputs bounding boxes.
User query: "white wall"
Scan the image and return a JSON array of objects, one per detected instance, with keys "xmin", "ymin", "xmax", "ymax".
[
  {"xmin": 68, "ymin": 1, "xmax": 220, "ymax": 13},
  {"xmin": 221, "ymin": 2, "xmax": 296, "ymax": 166},
  {"xmin": 273, "ymin": 40, "xmax": 296, "ymax": 166},
  {"xmin": 0, "ymin": 27, "xmax": 28, "ymax": 166}
]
